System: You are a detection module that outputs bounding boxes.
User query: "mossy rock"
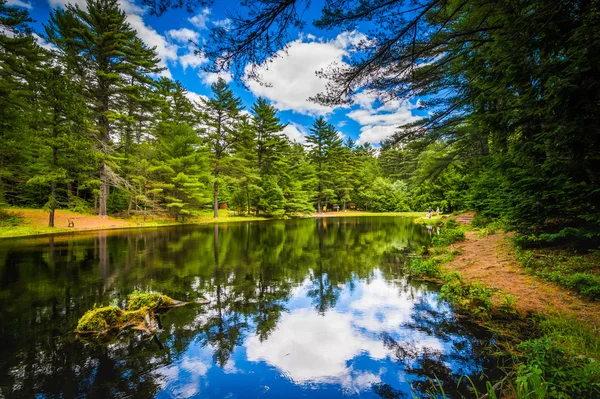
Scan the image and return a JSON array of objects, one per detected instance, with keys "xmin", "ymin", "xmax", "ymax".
[
  {"xmin": 76, "ymin": 292, "xmax": 194, "ymax": 338},
  {"xmin": 76, "ymin": 306, "xmax": 124, "ymax": 332},
  {"xmin": 127, "ymin": 291, "xmax": 177, "ymax": 311}
]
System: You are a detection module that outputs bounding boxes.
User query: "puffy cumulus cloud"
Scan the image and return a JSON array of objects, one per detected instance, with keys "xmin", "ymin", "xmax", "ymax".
[
  {"xmin": 282, "ymin": 122, "xmax": 308, "ymax": 143},
  {"xmin": 199, "ymin": 70, "xmax": 233, "ymax": 85},
  {"xmin": 244, "ymin": 31, "xmax": 367, "ymax": 116},
  {"xmin": 184, "ymin": 91, "xmax": 208, "ymax": 106},
  {"xmin": 348, "ymin": 93, "xmax": 421, "ymax": 145},
  {"xmin": 244, "ymin": 271, "xmax": 444, "ymax": 388},
  {"xmin": 180, "ymin": 50, "xmax": 207, "ymax": 71},
  {"xmin": 6, "ymin": 0, "xmax": 31, "ymax": 8},
  {"xmin": 166, "ymin": 27, "xmax": 200, "ymax": 43},
  {"xmin": 245, "ymin": 308, "xmax": 388, "ymax": 385},
  {"xmin": 188, "ymin": 8, "xmax": 211, "ymax": 30}
]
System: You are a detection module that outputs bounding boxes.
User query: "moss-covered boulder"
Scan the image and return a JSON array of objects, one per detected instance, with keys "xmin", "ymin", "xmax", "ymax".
[
  {"xmin": 76, "ymin": 291, "xmax": 193, "ymax": 337},
  {"xmin": 76, "ymin": 306, "xmax": 124, "ymax": 332},
  {"xmin": 127, "ymin": 291, "xmax": 176, "ymax": 311}
]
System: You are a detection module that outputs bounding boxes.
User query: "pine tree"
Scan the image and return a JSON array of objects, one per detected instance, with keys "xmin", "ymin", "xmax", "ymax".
[
  {"xmin": 199, "ymin": 78, "xmax": 245, "ymax": 218},
  {"xmin": 27, "ymin": 65, "xmax": 90, "ymax": 226},
  {"xmin": 45, "ymin": 0, "xmax": 162, "ymax": 218},
  {"xmin": 251, "ymin": 97, "xmax": 288, "ymax": 176},
  {"xmin": 306, "ymin": 117, "xmax": 342, "ymax": 212},
  {"xmin": 0, "ymin": 0, "xmax": 43, "ymax": 209}
]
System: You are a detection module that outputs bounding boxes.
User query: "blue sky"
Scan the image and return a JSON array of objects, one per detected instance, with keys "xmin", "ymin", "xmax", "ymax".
[{"xmin": 14, "ymin": 0, "xmax": 424, "ymax": 145}]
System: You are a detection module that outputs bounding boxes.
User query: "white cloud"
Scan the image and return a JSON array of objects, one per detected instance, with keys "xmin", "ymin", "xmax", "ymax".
[
  {"xmin": 199, "ymin": 70, "xmax": 233, "ymax": 85},
  {"xmin": 213, "ymin": 18, "xmax": 232, "ymax": 29},
  {"xmin": 282, "ymin": 123, "xmax": 308, "ymax": 143},
  {"xmin": 184, "ymin": 91, "xmax": 207, "ymax": 106},
  {"xmin": 244, "ymin": 271, "xmax": 443, "ymax": 388},
  {"xmin": 166, "ymin": 28, "xmax": 200, "ymax": 43},
  {"xmin": 180, "ymin": 48, "xmax": 207, "ymax": 71},
  {"xmin": 244, "ymin": 31, "xmax": 367, "ymax": 116},
  {"xmin": 189, "ymin": 8, "xmax": 211, "ymax": 30},
  {"xmin": 348, "ymin": 93, "xmax": 421, "ymax": 145},
  {"xmin": 6, "ymin": 0, "xmax": 31, "ymax": 8}
]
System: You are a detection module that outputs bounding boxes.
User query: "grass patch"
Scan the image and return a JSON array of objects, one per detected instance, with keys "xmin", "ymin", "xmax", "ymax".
[{"xmin": 516, "ymin": 248, "xmax": 600, "ymax": 300}]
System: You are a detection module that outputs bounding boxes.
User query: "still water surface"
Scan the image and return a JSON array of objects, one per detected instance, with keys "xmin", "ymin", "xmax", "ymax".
[{"xmin": 0, "ymin": 217, "xmax": 497, "ymax": 398}]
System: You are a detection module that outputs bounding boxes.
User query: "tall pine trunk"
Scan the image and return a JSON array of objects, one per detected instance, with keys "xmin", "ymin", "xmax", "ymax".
[
  {"xmin": 213, "ymin": 180, "xmax": 219, "ymax": 218},
  {"xmin": 99, "ymin": 162, "xmax": 108, "ymax": 218},
  {"xmin": 49, "ymin": 182, "xmax": 56, "ymax": 227}
]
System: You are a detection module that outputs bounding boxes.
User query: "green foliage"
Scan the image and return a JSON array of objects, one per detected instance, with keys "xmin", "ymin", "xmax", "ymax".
[
  {"xmin": 363, "ymin": 177, "xmax": 411, "ymax": 212},
  {"xmin": 431, "ymin": 227, "xmax": 465, "ymax": 247},
  {"xmin": 0, "ymin": 208, "xmax": 23, "ymax": 227},
  {"xmin": 440, "ymin": 274, "xmax": 493, "ymax": 317},
  {"xmin": 516, "ymin": 248, "xmax": 600, "ymax": 300},
  {"xmin": 517, "ymin": 338, "xmax": 600, "ymax": 398},
  {"xmin": 405, "ymin": 257, "xmax": 441, "ymax": 279}
]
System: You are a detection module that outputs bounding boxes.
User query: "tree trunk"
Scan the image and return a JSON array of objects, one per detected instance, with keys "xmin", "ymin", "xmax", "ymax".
[
  {"xmin": 49, "ymin": 143, "xmax": 58, "ymax": 227},
  {"xmin": 99, "ymin": 162, "xmax": 108, "ymax": 218},
  {"xmin": 49, "ymin": 181, "xmax": 56, "ymax": 227},
  {"xmin": 127, "ymin": 195, "xmax": 132, "ymax": 218},
  {"xmin": 213, "ymin": 180, "xmax": 219, "ymax": 218},
  {"xmin": 324, "ymin": 195, "xmax": 328, "ymax": 213}
]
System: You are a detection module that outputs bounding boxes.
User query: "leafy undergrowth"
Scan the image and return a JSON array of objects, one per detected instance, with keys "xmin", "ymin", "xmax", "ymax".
[
  {"xmin": 76, "ymin": 291, "xmax": 187, "ymax": 337},
  {"xmin": 407, "ymin": 220, "xmax": 600, "ymax": 398},
  {"xmin": 514, "ymin": 315, "xmax": 600, "ymax": 398},
  {"xmin": 516, "ymin": 248, "xmax": 600, "ymax": 300},
  {"xmin": 0, "ymin": 208, "xmax": 23, "ymax": 227}
]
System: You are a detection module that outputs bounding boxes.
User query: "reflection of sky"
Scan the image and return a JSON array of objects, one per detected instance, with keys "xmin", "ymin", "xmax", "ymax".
[{"xmin": 154, "ymin": 270, "xmax": 481, "ymax": 398}]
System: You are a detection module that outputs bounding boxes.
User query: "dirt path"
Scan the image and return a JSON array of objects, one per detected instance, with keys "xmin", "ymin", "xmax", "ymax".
[{"xmin": 445, "ymin": 231, "xmax": 600, "ymax": 329}]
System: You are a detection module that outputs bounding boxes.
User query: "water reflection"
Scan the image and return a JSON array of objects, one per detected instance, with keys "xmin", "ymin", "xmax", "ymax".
[{"xmin": 0, "ymin": 217, "xmax": 497, "ymax": 398}]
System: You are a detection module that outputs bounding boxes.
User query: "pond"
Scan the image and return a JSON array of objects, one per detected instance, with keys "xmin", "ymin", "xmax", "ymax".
[{"xmin": 0, "ymin": 217, "xmax": 500, "ymax": 398}]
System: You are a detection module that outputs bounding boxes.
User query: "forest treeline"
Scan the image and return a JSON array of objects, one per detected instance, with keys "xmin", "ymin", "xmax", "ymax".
[
  {"xmin": 2, "ymin": 0, "xmax": 600, "ymax": 240},
  {"xmin": 0, "ymin": 0, "xmax": 452, "ymax": 226}
]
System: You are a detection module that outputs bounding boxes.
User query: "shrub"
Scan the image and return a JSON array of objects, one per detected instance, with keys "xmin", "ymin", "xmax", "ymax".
[
  {"xmin": 0, "ymin": 208, "xmax": 23, "ymax": 227},
  {"xmin": 405, "ymin": 257, "xmax": 441, "ymax": 278},
  {"xmin": 432, "ymin": 227, "xmax": 465, "ymax": 247}
]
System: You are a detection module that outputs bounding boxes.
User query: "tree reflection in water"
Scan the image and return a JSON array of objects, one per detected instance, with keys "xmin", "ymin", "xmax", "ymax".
[{"xmin": 0, "ymin": 217, "xmax": 499, "ymax": 398}]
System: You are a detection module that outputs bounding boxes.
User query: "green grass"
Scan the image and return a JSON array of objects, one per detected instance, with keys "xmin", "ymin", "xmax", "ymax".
[
  {"xmin": 0, "ymin": 209, "xmax": 441, "ymax": 239},
  {"xmin": 516, "ymin": 248, "xmax": 600, "ymax": 300}
]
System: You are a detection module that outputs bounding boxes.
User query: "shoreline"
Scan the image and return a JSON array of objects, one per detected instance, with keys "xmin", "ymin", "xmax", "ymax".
[{"xmin": 0, "ymin": 209, "xmax": 440, "ymax": 239}]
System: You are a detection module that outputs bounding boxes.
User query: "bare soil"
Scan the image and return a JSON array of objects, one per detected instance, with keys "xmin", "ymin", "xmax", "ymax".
[
  {"xmin": 18, "ymin": 209, "xmax": 131, "ymax": 230},
  {"xmin": 445, "ymin": 230, "xmax": 600, "ymax": 329}
]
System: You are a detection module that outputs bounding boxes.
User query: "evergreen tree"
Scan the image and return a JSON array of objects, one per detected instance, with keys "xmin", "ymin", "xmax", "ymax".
[
  {"xmin": 0, "ymin": 0, "xmax": 43, "ymax": 208},
  {"xmin": 306, "ymin": 117, "xmax": 342, "ymax": 212},
  {"xmin": 199, "ymin": 78, "xmax": 245, "ymax": 218},
  {"xmin": 46, "ymin": 0, "xmax": 162, "ymax": 218},
  {"xmin": 251, "ymin": 97, "xmax": 288, "ymax": 176}
]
